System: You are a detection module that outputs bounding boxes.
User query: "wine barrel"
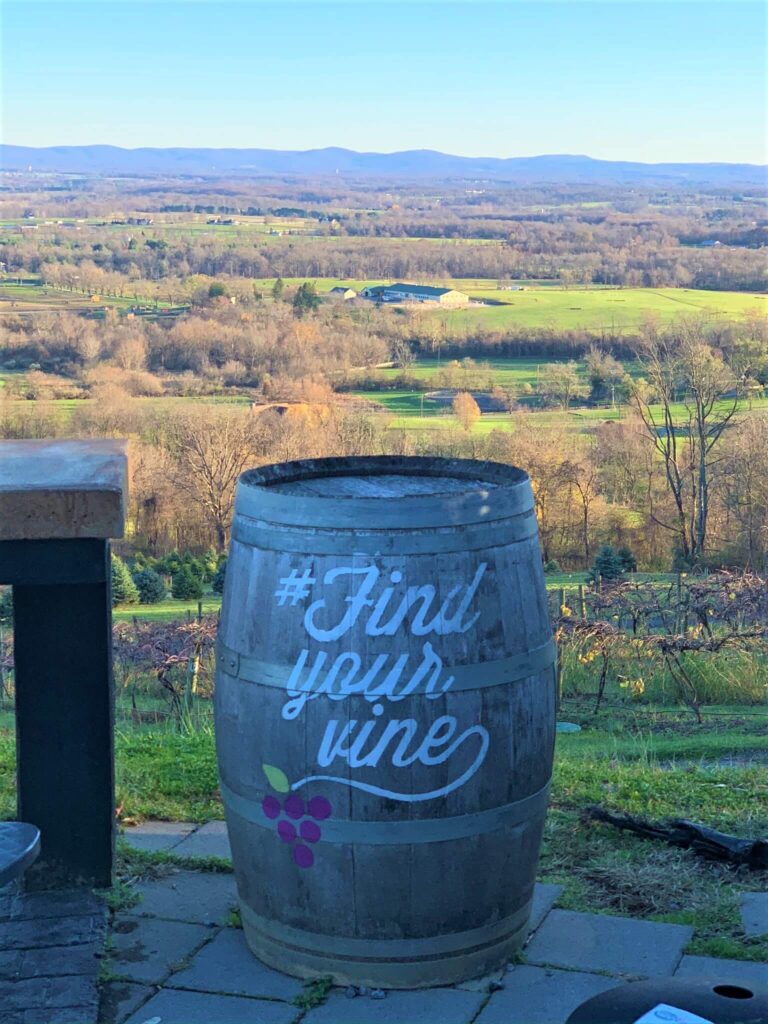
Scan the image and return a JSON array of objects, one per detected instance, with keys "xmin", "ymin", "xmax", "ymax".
[{"xmin": 215, "ymin": 456, "xmax": 556, "ymax": 988}]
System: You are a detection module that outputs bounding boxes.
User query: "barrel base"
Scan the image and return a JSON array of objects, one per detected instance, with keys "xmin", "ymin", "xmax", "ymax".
[{"xmin": 239, "ymin": 900, "xmax": 531, "ymax": 989}]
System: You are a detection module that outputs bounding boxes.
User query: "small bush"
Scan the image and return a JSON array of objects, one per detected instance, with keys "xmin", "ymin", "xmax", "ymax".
[
  {"xmin": 132, "ymin": 568, "xmax": 166, "ymax": 605},
  {"xmin": 543, "ymin": 559, "xmax": 562, "ymax": 574}
]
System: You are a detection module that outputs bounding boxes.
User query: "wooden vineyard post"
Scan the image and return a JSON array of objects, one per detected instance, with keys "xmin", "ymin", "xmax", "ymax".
[
  {"xmin": 0, "ymin": 440, "xmax": 127, "ymax": 888},
  {"xmin": 578, "ymin": 583, "xmax": 587, "ymax": 620}
]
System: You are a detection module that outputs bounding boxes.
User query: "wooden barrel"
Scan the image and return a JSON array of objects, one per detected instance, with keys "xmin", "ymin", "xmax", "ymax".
[{"xmin": 215, "ymin": 456, "xmax": 556, "ymax": 988}]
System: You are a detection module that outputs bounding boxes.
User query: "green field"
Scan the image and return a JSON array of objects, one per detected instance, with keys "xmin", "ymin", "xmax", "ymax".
[
  {"xmin": 256, "ymin": 279, "xmax": 766, "ymax": 332},
  {"xmin": 353, "ymin": 359, "xmax": 768, "ymax": 433},
  {"xmin": 2, "ymin": 275, "xmax": 763, "ymax": 334},
  {"xmin": 112, "ymin": 595, "xmax": 222, "ymax": 623}
]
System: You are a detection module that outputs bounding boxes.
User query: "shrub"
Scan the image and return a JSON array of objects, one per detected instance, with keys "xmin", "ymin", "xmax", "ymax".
[
  {"xmin": 171, "ymin": 566, "xmax": 204, "ymax": 600},
  {"xmin": 111, "ymin": 554, "xmax": 140, "ymax": 606},
  {"xmin": 543, "ymin": 559, "xmax": 562, "ymax": 574},
  {"xmin": 212, "ymin": 558, "xmax": 227, "ymax": 595},
  {"xmin": 132, "ymin": 568, "xmax": 166, "ymax": 604}
]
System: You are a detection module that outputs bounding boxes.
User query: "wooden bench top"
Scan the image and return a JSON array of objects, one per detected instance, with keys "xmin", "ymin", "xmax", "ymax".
[{"xmin": 0, "ymin": 439, "xmax": 128, "ymax": 540}]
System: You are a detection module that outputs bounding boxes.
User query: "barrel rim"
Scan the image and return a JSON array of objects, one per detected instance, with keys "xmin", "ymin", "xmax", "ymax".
[{"xmin": 239, "ymin": 456, "xmax": 529, "ymax": 496}]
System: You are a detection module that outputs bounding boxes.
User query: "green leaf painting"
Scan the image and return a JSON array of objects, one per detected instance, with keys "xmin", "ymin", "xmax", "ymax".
[{"xmin": 263, "ymin": 763, "xmax": 290, "ymax": 793}]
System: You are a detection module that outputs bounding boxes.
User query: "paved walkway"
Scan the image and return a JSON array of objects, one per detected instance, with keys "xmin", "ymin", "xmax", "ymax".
[
  {"xmin": 0, "ymin": 883, "xmax": 107, "ymax": 1024},
  {"xmin": 97, "ymin": 821, "xmax": 767, "ymax": 1024},
  {"xmin": 2, "ymin": 822, "xmax": 765, "ymax": 1023}
]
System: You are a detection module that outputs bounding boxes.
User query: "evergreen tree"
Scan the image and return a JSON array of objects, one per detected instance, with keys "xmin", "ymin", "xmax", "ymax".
[
  {"xmin": 132, "ymin": 568, "xmax": 166, "ymax": 604},
  {"xmin": 111, "ymin": 554, "xmax": 140, "ymax": 606},
  {"xmin": 201, "ymin": 548, "xmax": 219, "ymax": 582},
  {"xmin": 588, "ymin": 545, "xmax": 625, "ymax": 583},
  {"xmin": 616, "ymin": 545, "xmax": 638, "ymax": 573},
  {"xmin": 271, "ymin": 277, "xmax": 285, "ymax": 300},
  {"xmin": 212, "ymin": 558, "xmax": 227, "ymax": 595},
  {"xmin": 171, "ymin": 566, "xmax": 204, "ymax": 600},
  {"xmin": 292, "ymin": 281, "xmax": 321, "ymax": 317}
]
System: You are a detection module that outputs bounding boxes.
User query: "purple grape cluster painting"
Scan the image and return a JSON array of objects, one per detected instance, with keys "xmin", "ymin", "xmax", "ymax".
[{"xmin": 262, "ymin": 764, "xmax": 332, "ymax": 869}]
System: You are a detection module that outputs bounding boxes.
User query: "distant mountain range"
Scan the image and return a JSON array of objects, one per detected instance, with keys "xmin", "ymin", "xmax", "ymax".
[{"xmin": 1, "ymin": 144, "xmax": 765, "ymax": 186}]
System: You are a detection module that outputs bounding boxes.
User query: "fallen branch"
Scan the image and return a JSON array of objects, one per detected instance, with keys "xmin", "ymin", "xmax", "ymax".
[{"xmin": 585, "ymin": 805, "xmax": 768, "ymax": 870}]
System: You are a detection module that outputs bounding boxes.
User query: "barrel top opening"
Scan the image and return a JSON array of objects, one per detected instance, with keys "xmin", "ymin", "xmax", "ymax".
[
  {"xmin": 240, "ymin": 457, "xmax": 528, "ymax": 499},
  {"xmin": 235, "ymin": 457, "xmax": 533, "ymax": 531}
]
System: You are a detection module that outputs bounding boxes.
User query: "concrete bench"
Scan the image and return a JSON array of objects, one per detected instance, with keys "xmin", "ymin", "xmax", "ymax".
[{"xmin": 0, "ymin": 439, "xmax": 127, "ymax": 888}]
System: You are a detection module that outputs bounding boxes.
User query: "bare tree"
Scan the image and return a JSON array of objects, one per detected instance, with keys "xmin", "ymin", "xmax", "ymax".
[
  {"xmin": 537, "ymin": 361, "xmax": 585, "ymax": 409},
  {"xmin": 631, "ymin": 320, "xmax": 737, "ymax": 564},
  {"xmin": 162, "ymin": 407, "xmax": 264, "ymax": 551}
]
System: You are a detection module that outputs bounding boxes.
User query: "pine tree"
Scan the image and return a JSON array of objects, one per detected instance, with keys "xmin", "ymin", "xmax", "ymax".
[
  {"xmin": 616, "ymin": 545, "xmax": 637, "ymax": 573},
  {"xmin": 588, "ymin": 545, "xmax": 625, "ymax": 583},
  {"xmin": 212, "ymin": 558, "xmax": 227, "ymax": 595},
  {"xmin": 133, "ymin": 568, "xmax": 166, "ymax": 604},
  {"xmin": 292, "ymin": 281, "xmax": 321, "ymax": 317},
  {"xmin": 111, "ymin": 554, "xmax": 140, "ymax": 606},
  {"xmin": 171, "ymin": 566, "xmax": 203, "ymax": 600}
]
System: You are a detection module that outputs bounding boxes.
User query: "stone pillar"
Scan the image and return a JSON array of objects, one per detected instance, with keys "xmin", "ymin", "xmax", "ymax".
[{"xmin": 0, "ymin": 440, "xmax": 128, "ymax": 888}]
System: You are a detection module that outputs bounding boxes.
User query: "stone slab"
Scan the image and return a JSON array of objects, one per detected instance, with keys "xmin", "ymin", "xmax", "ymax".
[
  {"xmin": 172, "ymin": 821, "xmax": 232, "ymax": 861},
  {"xmin": 18, "ymin": 1009, "xmax": 101, "ymax": 1024},
  {"xmin": 525, "ymin": 909, "xmax": 692, "ymax": 978},
  {"xmin": 0, "ymin": 973, "xmax": 100, "ymax": 1013},
  {"xmin": 0, "ymin": 943, "xmax": 102, "ymax": 980},
  {"xmin": 675, "ymin": 955, "xmax": 768, "ymax": 988},
  {"xmin": 0, "ymin": 912, "xmax": 106, "ymax": 951},
  {"xmin": 528, "ymin": 883, "xmax": 563, "ymax": 934},
  {"xmin": 302, "ymin": 987, "xmax": 485, "ymax": 1024},
  {"xmin": 740, "ymin": 892, "xmax": 768, "ymax": 937},
  {"xmin": 98, "ymin": 981, "xmax": 154, "ymax": 1024},
  {"xmin": 122, "ymin": 989, "xmax": 297, "ymax": 1024},
  {"xmin": 166, "ymin": 926, "xmax": 303, "ymax": 1001},
  {"xmin": 0, "ymin": 439, "xmax": 128, "ymax": 540},
  {"xmin": 1, "ymin": 887, "xmax": 105, "ymax": 920},
  {"xmin": 477, "ymin": 965, "xmax": 621, "ymax": 1024},
  {"xmin": 120, "ymin": 821, "xmax": 196, "ymax": 853},
  {"xmin": 134, "ymin": 869, "xmax": 237, "ymax": 925},
  {"xmin": 109, "ymin": 915, "xmax": 210, "ymax": 985}
]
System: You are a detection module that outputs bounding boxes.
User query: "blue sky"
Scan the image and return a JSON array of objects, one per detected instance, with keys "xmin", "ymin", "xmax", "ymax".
[{"xmin": 2, "ymin": 1, "xmax": 766, "ymax": 162}]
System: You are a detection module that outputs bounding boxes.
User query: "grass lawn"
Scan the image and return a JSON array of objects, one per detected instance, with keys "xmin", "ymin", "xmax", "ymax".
[{"xmin": 112, "ymin": 595, "xmax": 222, "ymax": 622}]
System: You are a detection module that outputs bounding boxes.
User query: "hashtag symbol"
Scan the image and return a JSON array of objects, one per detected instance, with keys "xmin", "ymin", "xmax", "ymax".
[{"xmin": 274, "ymin": 568, "xmax": 316, "ymax": 607}]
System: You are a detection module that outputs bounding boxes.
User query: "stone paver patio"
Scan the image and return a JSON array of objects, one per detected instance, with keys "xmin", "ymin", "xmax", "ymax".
[{"xmin": 5, "ymin": 821, "xmax": 765, "ymax": 1023}]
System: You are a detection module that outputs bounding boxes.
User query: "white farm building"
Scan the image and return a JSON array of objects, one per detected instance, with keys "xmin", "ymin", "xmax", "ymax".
[{"xmin": 360, "ymin": 283, "xmax": 469, "ymax": 307}]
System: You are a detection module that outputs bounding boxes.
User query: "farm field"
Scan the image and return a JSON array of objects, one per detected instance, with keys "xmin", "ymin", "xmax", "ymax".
[
  {"xmin": 252, "ymin": 279, "xmax": 766, "ymax": 331},
  {"xmin": 0, "ymin": 280, "xmax": 181, "ymax": 313}
]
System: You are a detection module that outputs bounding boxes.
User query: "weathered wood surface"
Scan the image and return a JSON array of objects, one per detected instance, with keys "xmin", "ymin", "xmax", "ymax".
[
  {"xmin": 215, "ymin": 456, "xmax": 555, "ymax": 987},
  {"xmin": 0, "ymin": 439, "xmax": 127, "ymax": 540}
]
